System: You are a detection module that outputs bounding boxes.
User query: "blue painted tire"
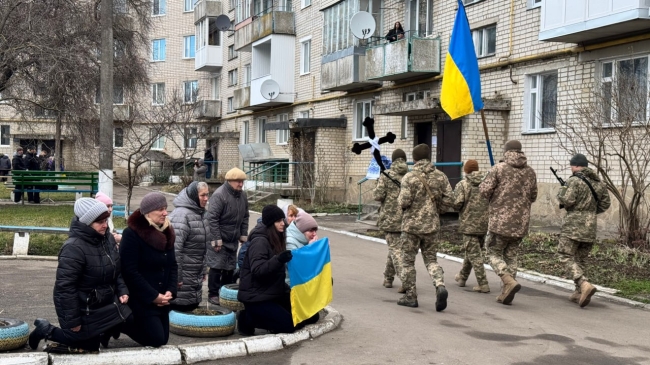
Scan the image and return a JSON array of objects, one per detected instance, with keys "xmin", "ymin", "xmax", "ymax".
[
  {"xmin": 169, "ymin": 306, "xmax": 235, "ymax": 337},
  {"xmin": 0, "ymin": 318, "xmax": 29, "ymax": 351},
  {"xmin": 219, "ymin": 284, "xmax": 245, "ymax": 312}
]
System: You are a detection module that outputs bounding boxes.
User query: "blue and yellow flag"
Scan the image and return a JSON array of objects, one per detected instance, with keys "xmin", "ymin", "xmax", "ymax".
[
  {"xmin": 441, "ymin": 0, "xmax": 483, "ymax": 120},
  {"xmin": 287, "ymin": 237, "xmax": 333, "ymax": 326}
]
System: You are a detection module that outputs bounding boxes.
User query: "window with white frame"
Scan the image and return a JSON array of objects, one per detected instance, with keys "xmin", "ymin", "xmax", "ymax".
[
  {"xmin": 302, "ymin": 0, "xmax": 311, "ymax": 8},
  {"xmin": 242, "ymin": 120, "xmax": 250, "ymax": 144},
  {"xmin": 299, "ymin": 110, "xmax": 309, "ymax": 118},
  {"xmin": 404, "ymin": 90, "xmax": 430, "ymax": 101},
  {"xmin": 235, "ymin": 0, "xmax": 252, "ymax": 24},
  {"xmin": 183, "ymin": 36, "xmax": 195, "ymax": 58},
  {"xmin": 95, "ymin": 84, "xmax": 124, "ymax": 105},
  {"xmin": 257, "ymin": 117, "xmax": 267, "ymax": 143},
  {"xmin": 152, "ymin": 39, "xmax": 166, "ymax": 61},
  {"xmin": 228, "ymin": 45, "xmax": 237, "ymax": 60},
  {"xmin": 472, "ymin": 25, "xmax": 496, "ymax": 58},
  {"xmin": 525, "ymin": 72, "xmax": 557, "ymax": 132},
  {"xmin": 150, "ymin": 130, "xmax": 165, "ymax": 150},
  {"xmin": 211, "ymin": 75, "xmax": 221, "ymax": 100},
  {"xmin": 184, "ymin": 0, "xmax": 198, "ymax": 12},
  {"xmin": 227, "ymin": 97, "xmax": 234, "ymax": 112},
  {"xmin": 354, "ymin": 100, "xmax": 373, "ymax": 140},
  {"xmin": 601, "ymin": 56, "xmax": 650, "ymax": 125},
  {"xmin": 463, "ymin": 0, "xmax": 484, "ymax": 4},
  {"xmin": 243, "ymin": 64, "xmax": 251, "ymax": 86},
  {"xmin": 1, "ymin": 125, "xmax": 10, "ymax": 146},
  {"xmin": 152, "ymin": 83, "xmax": 165, "ymax": 105},
  {"xmin": 183, "ymin": 80, "xmax": 198, "ymax": 103},
  {"xmin": 527, "ymin": 0, "xmax": 542, "ymax": 9},
  {"xmin": 185, "ymin": 127, "xmax": 198, "ymax": 149},
  {"xmin": 228, "ymin": 69, "xmax": 238, "ymax": 86},
  {"xmin": 300, "ymin": 38, "xmax": 311, "ymax": 75},
  {"xmin": 153, "ymin": 0, "xmax": 166, "ymax": 15},
  {"xmin": 114, "ymin": 127, "xmax": 124, "ymax": 148},
  {"xmin": 276, "ymin": 114, "xmax": 289, "ymax": 145},
  {"xmin": 322, "ymin": 0, "xmax": 382, "ymax": 55}
]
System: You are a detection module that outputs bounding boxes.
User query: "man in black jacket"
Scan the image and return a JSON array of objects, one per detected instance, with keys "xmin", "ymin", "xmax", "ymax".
[
  {"xmin": 11, "ymin": 147, "xmax": 26, "ymax": 203},
  {"xmin": 24, "ymin": 146, "xmax": 41, "ymax": 203}
]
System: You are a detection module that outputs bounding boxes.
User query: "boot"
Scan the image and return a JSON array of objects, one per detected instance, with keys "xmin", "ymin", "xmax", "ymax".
[
  {"xmin": 397, "ymin": 295, "xmax": 419, "ymax": 308},
  {"xmin": 454, "ymin": 273, "xmax": 466, "ymax": 287},
  {"xmin": 473, "ymin": 284, "xmax": 490, "ymax": 293},
  {"xmin": 569, "ymin": 290, "xmax": 581, "ymax": 304},
  {"xmin": 236, "ymin": 310, "xmax": 255, "ymax": 336},
  {"xmin": 397, "ymin": 286, "xmax": 406, "ymax": 294},
  {"xmin": 500, "ymin": 274, "xmax": 521, "ymax": 305},
  {"xmin": 28, "ymin": 318, "xmax": 54, "ymax": 350},
  {"xmin": 435, "ymin": 286, "xmax": 448, "ymax": 312},
  {"xmin": 579, "ymin": 280, "xmax": 597, "ymax": 308},
  {"xmin": 383, "ymin": 279, "xmax": 393, "ymax": 288}
]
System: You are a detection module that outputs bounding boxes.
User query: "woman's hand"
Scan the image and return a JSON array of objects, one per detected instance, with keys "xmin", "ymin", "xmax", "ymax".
[
  {"xmin": 153, "ymin": 293, "xmax": 171, "ymax": 306},
  {"xmin": 309, "ymin": 234, "xmax": 319, "ymax": 244},
  {"xmin": 112, "ymin": 232, "xmax": 122, "ymax": 244},
  {"xmin": 119, "ymin": 295, "xmax": 129, "ymax": 304},
  {"xmin": 211, "ymin": 240, "xmax": 223, "ymax": 252},
  {"xmin": 71, "ymin": 325, "xmax": 81, "ymax": 332}
]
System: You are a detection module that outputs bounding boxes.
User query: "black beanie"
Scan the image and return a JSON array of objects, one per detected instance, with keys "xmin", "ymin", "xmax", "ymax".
[
  {"xmin": 570, "ymin": 153, "xmax": 588, "ymax": 167},
  {"xmin": 412, "ymin": 144, "xmax": 430, "ymax": 162},
  {"xmin": 391, "ymin": 149, "xmax": 407, "ymax": 162},
  {"xmin": 186, "ymin": 182, "xmax": 201, "ymax": 208},
  {"xmin": 262, "ymin": 205, "xmax": 285, "ymax": 227}
]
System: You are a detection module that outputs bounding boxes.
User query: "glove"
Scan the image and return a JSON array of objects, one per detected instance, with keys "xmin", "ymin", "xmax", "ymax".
[{"xmin": 277, "ymin": 250, "xmax": 293, "ymax": 264}]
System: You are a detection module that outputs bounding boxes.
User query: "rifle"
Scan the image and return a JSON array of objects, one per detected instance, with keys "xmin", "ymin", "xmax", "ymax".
[{"xmin": 550, "ymin": 167, "xmax": 566, "ymax": 209}]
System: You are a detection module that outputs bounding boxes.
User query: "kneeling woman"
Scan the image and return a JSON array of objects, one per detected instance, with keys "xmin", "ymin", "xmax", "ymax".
[
  {"xmin": 29, "ymin": 199, "xmax": 131, "ymax": 352},
  {"xmin": 237, "ymin": 205, "xmax": 318, "ymax": 335}
]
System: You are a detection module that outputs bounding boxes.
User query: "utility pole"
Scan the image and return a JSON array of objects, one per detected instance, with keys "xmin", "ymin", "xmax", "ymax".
[{"xmin": 99, "ymin": 0, "xmax": 114, "ymax": 199}]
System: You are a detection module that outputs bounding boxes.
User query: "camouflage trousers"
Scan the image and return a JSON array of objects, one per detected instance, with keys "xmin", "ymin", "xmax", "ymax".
[
  {"xmin": 458, "ymin": 234, "xmax": 488, "ymax": 286},
  {"xmin": 397, "ymin": 232, "xmax": 445, "ymax": 298},
  {"xmin": 487, "ymin": 232, "xmax": 522, "ymax": 278},
  {"xmin": 557, "ymin": 235, "xmax": 593, "ymax": 289},
  {"xmin": 383, "ymin": 232, "xmax": 402, "ymax": 282}
]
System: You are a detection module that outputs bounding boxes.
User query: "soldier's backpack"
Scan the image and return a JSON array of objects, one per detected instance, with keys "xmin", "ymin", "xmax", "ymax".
[{"xmin": 574, "ymin": 175, "xmax": 608, "ymax": 214}]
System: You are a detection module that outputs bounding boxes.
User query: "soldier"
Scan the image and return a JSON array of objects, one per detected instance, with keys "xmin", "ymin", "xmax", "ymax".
[
  {"xmin": 453, "ymin": 159, "xmax": 490, "ymax": 293},
  {"xmin": 373, "ymin": 149, "xmax": 408, "ymax": 292},
  {"xmin": 396, "ymin": 144, "xmax": 454, "ymax": 311},
  {"xmin": 480, "ymin": 140, "xmax": 537, "ymax": 305},
  {"xmin": 557, "ymin": 153, "xmax": 610, "ymax": 308}
]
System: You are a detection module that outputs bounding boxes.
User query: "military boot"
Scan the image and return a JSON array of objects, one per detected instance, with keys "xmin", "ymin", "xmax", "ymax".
[
  {"xmin": 397, "ymin": 286, "xmax": 406, "ymax": 294},
  {"xmin": 499, "ymin": 274, "xmax": 521, "ymax": 305},
  {"xmin": 397, "ymin": 295, "xmax": 419, "ymax": 308},
  {"xmin": 579, "ymin": 280, "xmax": 597, "ymax": 308},
  {"xmin": 383, "ymin": 279, "xmax": 393, "ymax": 288},
  {"xmin": 473, "ymin": 284, "xmax": 490, "ymax": 293},
  {"xmin": 569, "ymin": 290, "xmax": 581, "ymax": 303},
  {"xmin": 454, "ymin": 273, "xmax": 466, "ymax": 287},
  {"xmin": 28, "ymin": 318, "xmax": 55, "ymax": 350},
  {"xmin": 435, "ymin": 286, "xmax": 448, "ymax": 312}
]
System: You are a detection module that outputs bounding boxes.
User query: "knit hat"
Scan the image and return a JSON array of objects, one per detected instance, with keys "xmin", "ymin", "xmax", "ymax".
[
  {"xmin": 570, "ymin": 153, "xmax": 588, "ymax": 167},
  {"xmin": 74, "ymin": 198, "xmax": 109, "ymax": 225},
  {"xmin": 140, "ymin": 192, "xmax": 168, "ymax": 215},
  {"xmin": 262, "ymin": 205, "xmax": 285, "ymax": 227},
  {"xmin": 294, "ymin": 212, "xmax": 318, "ymax": 233},
  {"xmin": 185, "ymin": 181, "xmax": 201, "ymax": 207},
  {"xmin": 225, "ymin": 167, "xmax": 247, "ymax": 181},
  {"xmin": 95, "ymin": 192, "xmax": 113, "ymax": 206},
  {"xmin": 412, "ymin": 144, "xmax": 430, "ymax": 162},
  {"xmin": 504, "ymin": 140, "xmax": 522, "ymax": 152},
  {"xmin": 391, "ymin": 149, "xmax": 407, "ymax": 162},
  {"xmin": 464, "ymin": 160, "xmax": 479, "ymax": 174}
]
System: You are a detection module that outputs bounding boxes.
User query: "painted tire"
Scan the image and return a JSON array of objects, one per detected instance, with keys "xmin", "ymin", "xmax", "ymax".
[
  {"xmin": 169, "ymin": 306, "xmax": 235, "ymax": 337},
  {"xmin": 219, "ymin": 284, "xmax": 245, "ymax": 312},
  {"xmin": 0, "ymin": 318, "xmax": 29, "ymax": 351}
]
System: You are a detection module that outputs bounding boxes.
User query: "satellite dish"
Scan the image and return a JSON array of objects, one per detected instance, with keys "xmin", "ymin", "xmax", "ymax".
[
  {"xmin": 260, "ymin": 79, "xmax": 280, "ymax": 100},
  {"xmin": 350, "ymin": 11, "xmax": 376, "ymax": 40},
  {"xmin": 215, "ymin": 14, "xmax": 232, "ymax": 32}
]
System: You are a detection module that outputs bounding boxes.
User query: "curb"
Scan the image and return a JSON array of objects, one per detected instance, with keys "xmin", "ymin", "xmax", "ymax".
[
  {"xmin": 0, "ymin": 307, "xmax": 342, "ymax": 365},
  {"xmin": 0, "ymin": 255, "xmax": 58, "ymax": 261}
]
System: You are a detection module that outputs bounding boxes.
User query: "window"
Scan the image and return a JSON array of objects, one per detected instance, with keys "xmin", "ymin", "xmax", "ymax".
[
  {"xmin": 228, "ymin": 45, "xmax": 237, "ymax": 60},
  {"xmin": 153, "ymin": 0, "xmax": 166, "ymax": 15},
  {"xmin": 0, "ymin": 125, "xmax": 10, "ymax": 146},
  {"xmin": 183, "ymin": 80, "xmax": 198, "ymax": 103},
  {"xmin": 185, "ymin": 127, "xmax": 198, "ymax": 149},
  {"xmin": 227, "ymin": 97, "xmax": 234, "ymax": 112},
  {"xmin": 472, "ymin": 25, "xmax": 496, "ymax": 58},
  {"xmin": 354, "ymin": 100, "xmax": 373, "ymax": 140},
  {"xmin": 300, "ymin": 38, "xmax": 311, "ymax": 75},
  {"xmin": 408, "ymin": 0, "xmax": 433, "ymax": 37},
  {"xmin": 322, "ymin": 0, "xmax": 382, "ymax": 55},
  {"xmin": 208, "ymin": 19, "xmax": 221, "ymax": 46},
  {"xmin": 114, "ymin": 127, "xmax": 124, "ymax": 148},
  {"xmin": 184, "ymin": 0, "xmax": 198, "ymax": 12},
  {"xmin": 257, "ymin": 118, "xmax": 267, "ymax": 143},
  {"xmin": 230, "ymin": 0, "xmax": 236, "ymax": 11},
  {"xmin": 211, "ymin": 75, "xmax": 221, "ymax": 100},
  {"xmin": 302, "ymin": 0, "xmax": 311, "ymax": 8},
  {"xmin": 229, "ymin": 20, "xmax": 235, "ymax": 36},
  {"xmin": 525, "ymin": 72, "xmax": 557, "ymax": 132},
  {"xmin": 243, "ymin": 64, "xmax": 251, "ymax": 86},
  {"xmin": 152, "ymin": 39, "xmax": 166, "ymax": 61},
  {"xmin": 228, "ymin": 69, "xmax": 238, "ymax": 86},
  {"xmin": 601, "ymin": 57, "xmax": 650, "ymax": 125},
  {"xmin": 150, "ymin": 131, "xmax": 165, "ymax": 150},
  {"xmin": 527, "ymin": 0, "xmax": 542, "ymax": 9},
  {"xmin": 299, "ymin": 110, "xmax": 309, "ymax": 118},
  {"xmin": 152, "ymin": 83, "xmax": 165, "ymax": 105},
  {"xmin": 404, "ymin": 91, "xmax": 430, "ymax": 101},
  {"xmin": 241, "ymin": 120, "xmax": 250, "ymax": 144},
  {"xmin": 235, "ymin": 0, "xmax": 252, "ymax": 24},
  {"xmin": 95, "ymin": 84, "xmax": 124, "ymax": 105},
  {"xmin": 277, "ymin": 113, "xmax": 289, "ymax": 145},
  {"xmin": 183, "ymin": 36, "xmax": 195, "ymax": 58},
  {"xmin": 463, "ymin": 0, "xmax": 483, "ymax": 4}
]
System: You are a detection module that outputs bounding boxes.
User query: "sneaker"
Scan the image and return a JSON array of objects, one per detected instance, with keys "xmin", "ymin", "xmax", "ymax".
[
  {"xmin": 435, "ymin": 286, "xmax": 448, "ymax": 312},
  {"xmin": 397, "ymin": 295, "xmax": 419, "ymax": 308},
  {"xmin": 208, "ymin": 296, "xmax": 220, "ymax": 305}
]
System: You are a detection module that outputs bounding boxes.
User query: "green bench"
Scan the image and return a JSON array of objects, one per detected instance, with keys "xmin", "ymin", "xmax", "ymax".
[
  {"xmin": 0, "ymin": 225, "xmax": 122, "ymax": 256},
  {"xmin": 11, "ymin": 170, "xmax": 99, "ymax": 204}
]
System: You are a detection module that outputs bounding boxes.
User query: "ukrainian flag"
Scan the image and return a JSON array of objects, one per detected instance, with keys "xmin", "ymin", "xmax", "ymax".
[
  {"xmin": 287, "ymin": 237, "xmax": 333, "ymax": 326},
  {"xmin": 441, "ymin": 0, "xmax": 484, "ymax": 120}
]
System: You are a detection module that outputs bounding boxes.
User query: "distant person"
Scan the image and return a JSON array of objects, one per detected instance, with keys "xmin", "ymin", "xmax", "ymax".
[
  {"xmin": 24, "ymin": 146, "xmax": 41, "ymax": 204},
  {"xmin": 193, "ymin": 159, "xmax": 207, "ymax": 182},
  {"xmin": 385, "ymin": 21, "xmax": 405, "ymax": 42},
  {"xmin": 95, "ymin": 192, "xmax": 122, "ymax": 248},
  {"xmin": 204, "ymin": 148, "xmax": 214, "ymax": 179},
  {"xmin": 0, "ymin": 153, "xmax": 11, "ymax": 182},
  {"xmin": 11, "ymin": 147, "xmax": 26, "ymax": 203}
]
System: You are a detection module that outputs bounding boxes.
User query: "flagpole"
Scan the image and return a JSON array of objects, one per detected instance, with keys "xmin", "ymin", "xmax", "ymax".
[{"xmin": 480, "ymin": 109, "xmax": 495, "ymax": 166}]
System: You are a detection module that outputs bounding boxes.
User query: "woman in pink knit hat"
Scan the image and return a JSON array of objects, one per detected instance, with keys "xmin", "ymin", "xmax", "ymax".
[{"xmin": 95, "ymin": 192, "xmax": 122, "ymax": 248}]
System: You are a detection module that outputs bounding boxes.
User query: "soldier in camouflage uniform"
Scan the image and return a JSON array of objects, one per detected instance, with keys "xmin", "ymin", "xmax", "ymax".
[
  {"xmin": 396, "ymin": 144, "xmax": 454, "ymax": 311},
  {"xmin": 452, "ymin": 160, "xmax": 490, "ymax": 293},
  {"xmin": 373, "ymin": 149, "xmax": 409, "ymax": 291},
  {"xmin": 557, "ymin": 153, "xmax": 610, "ymax": 308},
  {"xmin": 480, "ymin": 140, "xmax": 537, "ymax": 305}
]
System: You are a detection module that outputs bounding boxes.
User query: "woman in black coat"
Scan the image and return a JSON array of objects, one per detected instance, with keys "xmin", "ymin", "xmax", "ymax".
[
  {"xmin": 118, "ymin": 192, "xmax": 177, "ymax": 348},
  {"xmin": 28, "ymin": 199, "xmax": 131, "ymax": 352},
  {"xmin": 386, "ymin": 21, "xmax": 405, "ymax": 42}
]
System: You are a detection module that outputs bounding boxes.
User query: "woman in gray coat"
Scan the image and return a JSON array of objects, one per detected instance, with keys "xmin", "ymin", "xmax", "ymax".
[{"xmin": 169, "ymin": 182, "xmax": 210, "ymax": 312}]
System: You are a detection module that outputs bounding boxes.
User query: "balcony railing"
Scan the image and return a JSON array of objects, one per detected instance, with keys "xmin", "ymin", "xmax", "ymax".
[
  {"xmin": 234, "ymin": 8, "xmax": 295, "ymax": 51},
  {"xmin": 193, "ymin": 100, "xmax": 222, "ymax": 119},
  {"xmin": 320, "ymin": 46, "xmax": 381, "ymax": 92},
  {"xmin": 365, "ymin": 31, "xmax": 441, "ymax": 82},
  {"xmin": 195, "ymin": 45, "xmax": 222, "ymax": 72}
]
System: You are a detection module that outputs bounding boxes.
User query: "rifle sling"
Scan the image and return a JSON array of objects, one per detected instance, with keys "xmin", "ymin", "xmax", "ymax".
[{"xmin": 414, "ymin": 171, "xmax": 436, "ymax": 204}]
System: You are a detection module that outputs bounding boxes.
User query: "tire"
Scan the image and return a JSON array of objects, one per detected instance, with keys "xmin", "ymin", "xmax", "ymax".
[
  {"xmin": 169, "ymin": 306, "xmax": 235, "ymax": 337},
  {"xmin": 0, "ymin": 318, "xmax": 29, "ymax": 351},
  {"xmin": 219, "ymin": 284, "xmax": 245, "ymax": 312}
]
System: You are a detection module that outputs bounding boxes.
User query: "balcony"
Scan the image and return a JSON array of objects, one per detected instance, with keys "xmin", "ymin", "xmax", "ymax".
[
  {"xmin": 194, "ymin": 100, "xmax": 222, "ymax": 119},
  {"xmin": 195, "ymin": 45, "xmax": 222, "ymax": 72},
  {"xmin": 234, "ymin": 10, "xmax": 295, "ymax": 51},
  {"xmin": 320, "ymin": 47, "xmax": 381, "ymax": 92},
  {"xmin": 194, "ymin": 0, "xmax": 222, "ymax": 22},
  {"xmin": 374, "ymin": 98, "xmax": 510, "ymax": 116},
  {"xmin": 540, "ymin": 0, "xmax": 650, "ymax": 43},
  {"xmin": 365, "ymin": 34, "xmax": 441, "ymax": 82},
  {"xmin": 234, "ymin": 86, "xmax": 251, "ymax": 110},
  {"xmin": 194, "ymin": 0, "xmax": 224, "ymax": 72}
]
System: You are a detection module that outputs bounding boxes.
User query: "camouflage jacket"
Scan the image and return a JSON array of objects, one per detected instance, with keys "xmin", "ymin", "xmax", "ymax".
[
  {"xmin": 453, "ymin": 171, "xmax": 489, "ymax": 235},
  {"xmin": 398, "ymin": 159, "xmax": 454, "ymax": 235},
  {"xmin": 557, "ymin": 167, "xmax": 611, "ymax": 243},
  {"xmin": 480, "ymin": 150, "xmax": 537, "ymax": 238},
  {"xmin": 373, "ymin": 159, "xmax": 408, "ymax": 232}
]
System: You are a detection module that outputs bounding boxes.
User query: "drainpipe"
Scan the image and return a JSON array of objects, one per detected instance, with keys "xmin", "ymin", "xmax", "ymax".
[{"xmin": 497, "ymin": 0, "xmax": 517, "ymax": 84}]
